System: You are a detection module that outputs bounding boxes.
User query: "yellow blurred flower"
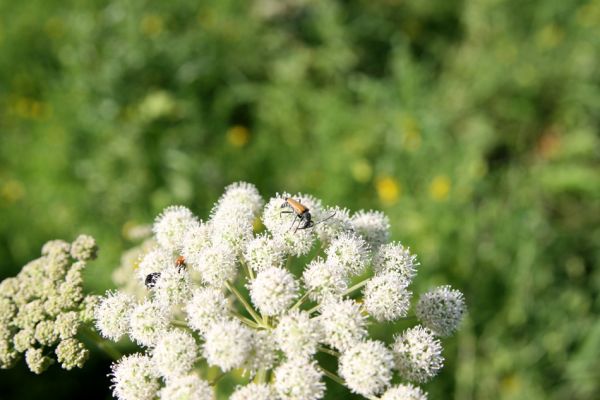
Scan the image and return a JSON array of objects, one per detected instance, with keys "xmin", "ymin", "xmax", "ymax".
[
  {"xmin": 535, "ymin": 24, "xmax": 563, "ymax": 49},
  {"xmin": 141, "ymin": 14, "xmax": 164, "ymax": 36},
  {"xmin": 351, "ymin": 159, "xmax": 372, "ymax": 183},
  {"xmin": 429, "ymin": 175, "xmax": 451, "ymax": 201},
  {"xmin": 11, "ymin": 97, "xmax": 44, "ymax": 119},
  {"xmin": 227, "ymin": 125, "xmax": 250, "ymax": 148},
  {"xmin": 376, "ymin": 177, "xmax": 401, "ymax": 205},
  {"xmin": 0, "ymin": 179, "xmax": 25, "ymax": 203},
  {"xmin": 401, "ymin": 115, "xmax": 421, "ymax": 151}
]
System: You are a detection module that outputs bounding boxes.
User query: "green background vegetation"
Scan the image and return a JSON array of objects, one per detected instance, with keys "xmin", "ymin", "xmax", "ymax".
[{"xmin": 1, "ymin": 0, "xmax": 598, "ymax": 399}]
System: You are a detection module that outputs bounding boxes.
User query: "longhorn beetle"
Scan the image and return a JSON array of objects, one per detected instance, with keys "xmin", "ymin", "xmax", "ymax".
[{"xmin": 280, "ymin": 197, "xmax": 335, "ymax": 232}]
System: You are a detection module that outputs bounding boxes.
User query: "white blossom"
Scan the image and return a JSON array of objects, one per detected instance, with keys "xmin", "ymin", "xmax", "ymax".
[
  {"xmin": 181, "ymin": 221, "xmax": 212, "ymax": 268},
  {"xmin": 373, "ymin": 242, "xmax": 418, "ymax": 282},
  {"xmin": 203, "ymin": 320, "xmax": 252, "ymax": 371},
  {"xmin": 153, "ymin": 206, "xmax": 198, "ymax": 251},
  {"xmin": 231, "ymin": 383, "xmax": 276, "ymax": 400},
  {"xmin": 318, "ymin": 298, "xmax": 367, "ymax": 352},
  {"xmin": 392, "ymin": 325, "xmax": 444, "ymax": 383},
  {"xmin": 111, "ymin": 354, "xmax": 160, "ymax": 400},
  {"xmin": 326, "ymin": 232, "xmax": 370, "ymax": 277},
  {"xmin": 302, "ymin": 258, "xmax": 347, "ymax": 302},
  {"xmin": 136, "ymin": 249, "xmax": 173, "ymax": 284},
  {"xmin": 158, "ymin": 375, "xmax": 213, "ymax": 400},
  {"xmin": 95, "ymin": 291, "xmax": 136, "ymax": 341},
  {"xmin": 185, "ymin": 287, "xmax": 230, "ymax": 334},
  {"xmin": 128, "ymin": 301, "xmax": 169, "ymax": 347},
  {"xmin": 152, "ymin": 266, "xmax": 191, "ymax": 308},
  {"xmin": 152, "ymin": 329, "xmax": 198, "ymax": 380},
  {"xmin": 315, "ymin": 206, "xmax": 352, "ymax": 244},
  {"xmin": 338, "ymin": 340, "xmax": 394, "ymax": 396},
  {"xmin": 274, "ymin": 359, "xmax": 325, "ymax": 400},
  {"xmin": 243, "ymin": 330, "xmax": 277, "ymax": 376},
  {"xmin": 416, "ymin": 285, "xmax": 466, "ymax": 337},
  {"xmin": 191, "ymin": 243, "xmax": 237, "ymax": 287},
  {"xmin": 244, "ymin": 234, "xmax": 286, "ymax": 272},
  {"xmin": 275, "ymin": 310, "xmax": 321, "ymax": 360},
  {"xmin": 381, "ymin": 384, "xmax": 428, "ymax": 400},
  {"xmin": 364, "ymin": 272, "xmax": 411, "ymax": 322},
  {"xmin": 249, "ymin": 267, "xmax": 299, "ymax": 316},
  {"xmin": 351, "ymin": 210, "xmax": 390, "ymax": 249}
]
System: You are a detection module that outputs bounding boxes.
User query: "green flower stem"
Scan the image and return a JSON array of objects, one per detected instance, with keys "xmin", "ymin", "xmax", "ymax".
[
  {"xmin": 342, "ymin": 279, "xmax": 369, "ymax": 297},
  {"xmin": 225, "ymin": 281, "xmax": 264, "ymax": 326},
  {"xmin": 209, "ymin": 371, "xmax": 226, "ymax": 386},
  {"xmin": 232, "ymin": 311, "xmax": 261, "ymax": 329},
  {"xmin": 318, "ymin": 365, "xmax": 345, "ymax": 386},
  {"xmin": 80, "ymin": 325, "xmax": 121, "ymax": 361},
  {"xmin": 318, "ymin": 346, "xmax": 340, "ymax": 357},
  {"xmin": 172, "ymin": 319, "xmax": 188, "ymax": 328},
  {"xmin": 290, "ymin": 289, "xmax": 313, "ymax": 311}
]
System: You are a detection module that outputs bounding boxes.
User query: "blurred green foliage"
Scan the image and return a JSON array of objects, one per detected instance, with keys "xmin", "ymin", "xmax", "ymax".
[{"xmin": 1, "ymin": 0, "xmax": 599, "ymax": 399}]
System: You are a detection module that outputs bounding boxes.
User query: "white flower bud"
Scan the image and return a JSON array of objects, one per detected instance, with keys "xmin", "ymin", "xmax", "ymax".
[
  {"xmin": 192, "ymin": 243, "xmax": 237, "ymax": 287},
  {"xmin": 34, "ymin": 320, "xmax": 58, "ymax": 346},
  {"xmin": 129, "ymin": 301, "xmax": 168, "ymax": 347},
  {"xmin": 159, "ymin": 374, "xmax": 213, "ymax": 400},
  {"xmin": 416, "ymin": 285, "xmax": 466, "ymax": 337},
  {"xmin": 25, "ymin": 348, "xmax": 53, "ymax": 374},
  {"xmin": 95, "ymin": 291, "xmax": 135, "ymax": 341},
  {"xmin": 70, "ymin": 234, "xmax": 98, "ymax": 261},
  {"xmin": 186, "ymin": 287, "xmax": 230, "ymax": 334},
  {"xmin": 392, "ymin": 326, "xmax": 444, "ymax": 383},
  {"xmin": 274, "ymin": 359, "xmax": 325, "ymax": 400},
  {"xmin": 243, "ymin": 330, "xmax": 277, "ymax": 376},
  {"xmin": 243, "ymin": 234, "xmax": 286, "ymax": 272},
  {"xmin": 152, "ymin": 329, "xmax": 198, "ymax": 380},
  {"xmin": 326, "ymin": 232, "xmax": 370, "ymax": 277},
  {"xmin": 111, "ymin": 354, "xmax": 160, "ymax": 400},
  {"xmin": 381, "ymin": 384, "xmax": 428, "ymax": 400},
  {"xmin": 302, "ymin": 258, "xmax": 348, "ymax": 302},
  {"xmin": 55, "ymin": 311, "xmax": 81, "ymax": 340},
  {"xmin": 153, "ymin": 266, "xmax": 191, "ymax": 308},
  {"xmin": 153, "ymin": 205, "xmax": 198, "ymax": 251},
  {"xmin": 338, "ymin": 340, "xmax": 394, "ymax": 396},
  {"xmin": 373, "ymin": 242, "xmax": 418, "ymax": 282},
  {"xmin": 364, "ymin": 272, "xmax": 411, "ymax": 322},
  {"xmin": 55, "ymin": 338, "xmax": 88, "ymax": 370},
  {"xmin": 275, "ymin": 310, "xmax": 321, "ymax": 360},
  {"xmin": 249, "ymin": 267, "xmax": 299, "ymax": 316},
  {"xmin": 203, "ymin": 320, "xmax": 252, "ymax": 371},
  {"xmin": 315, "ymin": 206, "xmax": 352, "ymax": 244},
  {"xmin": 318, "ymin": 299, "xmax": 367, "ymax": 352},
  {"xmin": 351, "ymin": 210, "xmax": 390, "ymax": 250},
  {"xmin": 181, "ymin": 221, "xmax": 212, "ymax": 267},
  {"xmin": 231, "ymin": 383, "xmax": 276, "ymax": 400}
]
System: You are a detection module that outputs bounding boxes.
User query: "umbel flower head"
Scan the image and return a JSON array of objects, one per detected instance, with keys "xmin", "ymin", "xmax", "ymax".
[
  {"xmin": 0, "ymin": 182, "xmax": 466, "ymax": 400},
  {"xmin": 0, "ymin": 235, "xmax": 98, "ymax": 373}
]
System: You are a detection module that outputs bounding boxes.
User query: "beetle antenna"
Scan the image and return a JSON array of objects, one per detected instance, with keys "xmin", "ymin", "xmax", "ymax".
[{"xmin": 313, "ymin": 211, "xmax": 336, "ymax": 227}]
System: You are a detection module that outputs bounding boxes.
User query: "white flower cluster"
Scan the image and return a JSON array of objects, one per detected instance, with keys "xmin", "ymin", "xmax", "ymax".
[
  {"xmin": 0, "ymin": 235, "xmax": 99, "ymax": 374},
  {"xmin": 58, "ymin": 182, "xmax": 464, "ymax": 399}
]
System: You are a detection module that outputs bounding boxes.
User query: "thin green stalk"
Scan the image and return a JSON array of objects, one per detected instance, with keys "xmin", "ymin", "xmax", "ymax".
[
  {"xmin": 232, "ymin": 311, "xmax": 261, "ymax": 328},
  {"xmin": 318, "ymin": 365, "xmax": 345, "ymax": 386},
  {"xmin": 81, "ymin": 325, "xmax": 121, "ymax": 360},
  {"xmin": 291, "ymin": 289, "xmax": 313, "ymax": 311},
  {"xmin": 209, "ymin": 371, "xmax": 226, "ymax": 386},
  {"xmin": 342, "ymin": 279, "xmax": 369, "ymax": 297},
  {"xmin": 318, "ymin": 346, "xmax": 340, "ymax": 357},
  {"xmin": 172, "ymin": 319, "xmax": 188, "ymax": 328},
  {"xmin": 225, "ymin": 281, "xmax": 263, "ymax": 325}
]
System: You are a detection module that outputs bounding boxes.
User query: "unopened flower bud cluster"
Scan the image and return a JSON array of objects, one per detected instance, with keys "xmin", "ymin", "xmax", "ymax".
[
  {"xmin": 0, "ymin": 235, "xmax": 99, "ymax": 374},
  {"xmin": 94, "ymin": 182, "xmax": 466, "ymax": 400}
]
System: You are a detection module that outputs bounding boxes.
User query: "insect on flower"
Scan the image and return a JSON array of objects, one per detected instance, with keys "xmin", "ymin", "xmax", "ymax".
[
  {"xmin": 281, "ymin": 197, "xmax": 335, "ymax": 232},
  {"xmin": 175, "ymin": 255, "xmax": 186, "ymax": 270},
  {"xmin": 145, "ymin": 272, "xmax": 161, "ymax": 289}
]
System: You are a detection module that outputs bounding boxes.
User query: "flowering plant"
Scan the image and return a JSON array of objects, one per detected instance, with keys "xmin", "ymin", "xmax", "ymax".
[{"xmin": 0, "ymin": 182, "xmax": 466, "ymax": 400}]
